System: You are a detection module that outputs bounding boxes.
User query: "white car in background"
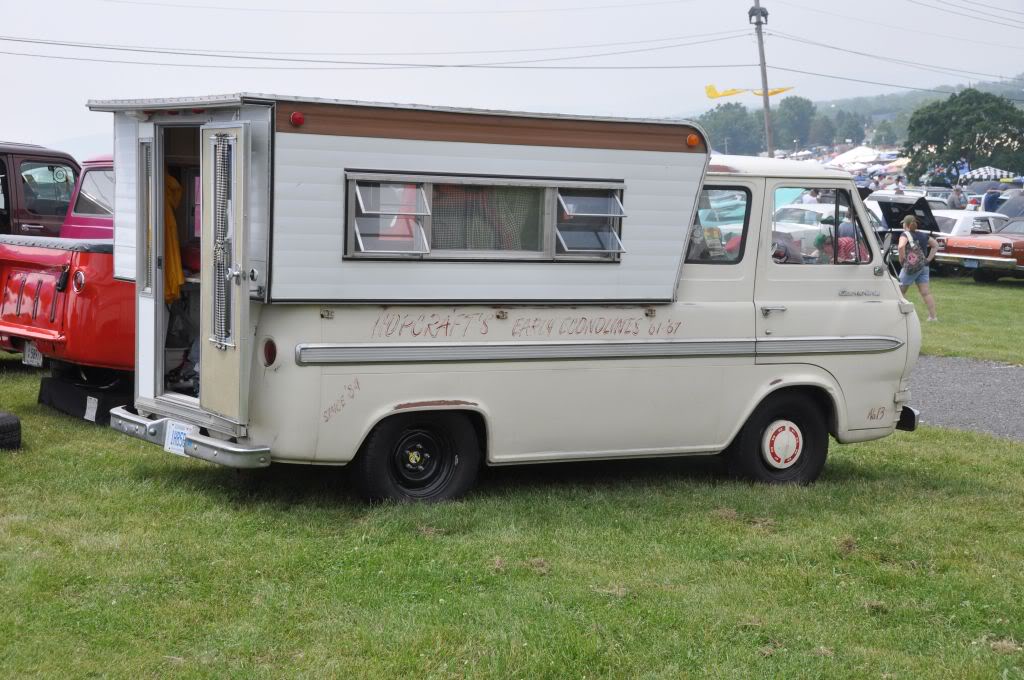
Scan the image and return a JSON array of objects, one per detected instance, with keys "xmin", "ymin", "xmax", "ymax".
[
  {"xmin": 931, "ymin": 210, "xmax": 1008, "ymax": 236},
  {"xmin": 773, "ymin": 202, "xmax": 884, "ymax": 257}
]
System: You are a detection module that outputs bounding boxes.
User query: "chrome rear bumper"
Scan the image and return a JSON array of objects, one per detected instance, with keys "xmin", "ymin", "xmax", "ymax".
[
  {"xmin": 935, "ymin": 253, "xmax": 1020, "ymax": 271},
  {"xmin": 109, "ymin": 405, "xmax": 271, "ymax": 468}
]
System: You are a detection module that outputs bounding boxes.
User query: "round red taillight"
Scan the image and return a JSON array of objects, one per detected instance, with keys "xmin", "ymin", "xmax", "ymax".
[
  {"xmin": 289, "ymin": 111, "xmax": 305, "ymax": 127},
  {"xmin": 263, "ymin": 338, "xmax": 277, "ymax": 366}
]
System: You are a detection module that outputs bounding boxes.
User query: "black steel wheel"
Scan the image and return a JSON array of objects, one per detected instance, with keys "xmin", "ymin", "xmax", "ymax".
[
  {"xmin": 727, "ymin": 393, "xmax": 828, "ymax": 484},
  {"xmin": 353, "ymin": 412, "xmax": 480, "ymax": 502}
]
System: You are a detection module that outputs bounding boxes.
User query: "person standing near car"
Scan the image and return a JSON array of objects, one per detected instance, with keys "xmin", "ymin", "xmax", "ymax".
[
  {"xmin": 982, "ymin": 188, "xmax": 1000, "ymax": 212},
  {"xmin": 898, "ymin": 214, "xmax": 938, "ymax": 321},
  {"xmin": 947, "ymin": 186, "xmax": 966, "ymax": 209}
]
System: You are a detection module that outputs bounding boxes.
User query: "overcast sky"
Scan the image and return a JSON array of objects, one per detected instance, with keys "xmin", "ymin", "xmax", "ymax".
[{"xmin": 3, "ymin": 0, "xmax": 1023, "ymax": 160}]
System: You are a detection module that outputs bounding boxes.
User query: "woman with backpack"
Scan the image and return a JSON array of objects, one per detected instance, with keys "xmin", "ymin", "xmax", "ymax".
[{"xmin": 898, "ymin": 214, "xmax": 939, "ymax": 321}]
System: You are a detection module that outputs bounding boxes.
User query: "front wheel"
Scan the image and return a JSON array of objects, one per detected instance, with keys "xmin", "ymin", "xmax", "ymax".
[
  {"xmin": 352, "ymin": 412, "xmax": 481, "ymax": 502},
  {"xmin": 727, "ymin": 393, "xmax": 829, "ymax": 484}
]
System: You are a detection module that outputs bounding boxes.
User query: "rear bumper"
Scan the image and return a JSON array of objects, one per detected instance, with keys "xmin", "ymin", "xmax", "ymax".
[
  {"xmin": 896, "ymin": 406, "xmax": 919, "ymax": 432},
  {"xmin": 935, "ymin": 253, "xmax": 1021, "ymax": 271},
  {"xmin": 109, "ymin": 405, "xmax": 271, "ymax": 468}
]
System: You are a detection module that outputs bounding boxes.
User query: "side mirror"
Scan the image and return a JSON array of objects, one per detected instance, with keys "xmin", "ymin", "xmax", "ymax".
[{"xmin": 771, "ymin": 241, "xmax": 789, "ymax": 264}]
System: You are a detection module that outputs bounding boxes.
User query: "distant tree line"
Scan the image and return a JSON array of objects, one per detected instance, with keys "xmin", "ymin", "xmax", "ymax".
[
  {"xmin": 903, "ymin": 88, "xmax": 1024, "ymax": 182},
  {"xmin": 698, "ymin": 97, "xmax": 871, "ymax": 155}
]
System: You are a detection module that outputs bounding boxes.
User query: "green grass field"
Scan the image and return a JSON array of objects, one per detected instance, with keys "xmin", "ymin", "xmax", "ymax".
[
  {"xmin": 2, "ymin": 355, "xmax": 1024, "ymax": 677},
  {"xmin": 907, "ymin": 275, "xmax": 1024, "ymax": 364}
]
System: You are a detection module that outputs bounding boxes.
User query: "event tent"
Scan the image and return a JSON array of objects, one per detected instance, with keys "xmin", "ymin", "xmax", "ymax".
[
  {"xmin": 959, "ymin": 166, "xmax": 1016, "ymax": 182},
  {"xmin": 827, "ymin": 145, "xmax": 881, "ymax": 167}
]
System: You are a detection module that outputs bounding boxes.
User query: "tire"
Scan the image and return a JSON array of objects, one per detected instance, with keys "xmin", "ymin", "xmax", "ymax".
[
  {"xmin": 0, "ymin": 412, "xmax": 21, "ymax": 450},
  {"xmin": 972, "ymin": 270, "xmax": 998, "ymax": 283},
  {"xmin": 727, "ymin": 393, "xmax": 828, "ymax": 484},
  {"xmin": 351, "ymin": 412, "xmax": 481, "ymax": 502}
]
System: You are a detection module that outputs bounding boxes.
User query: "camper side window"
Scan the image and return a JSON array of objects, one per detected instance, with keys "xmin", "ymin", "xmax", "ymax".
[
  {"xmin": 346, "ymin": 174, "xmax": 625, "ymax": 261},
  {"xmin": 353, "ymin": 181, "xmax": 431, "ymax": 254}
]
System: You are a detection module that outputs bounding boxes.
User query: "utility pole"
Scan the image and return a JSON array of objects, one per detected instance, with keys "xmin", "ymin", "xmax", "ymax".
[{"xmin": 749, "ymin": 1, "xmax": 774, "ymax": 157}]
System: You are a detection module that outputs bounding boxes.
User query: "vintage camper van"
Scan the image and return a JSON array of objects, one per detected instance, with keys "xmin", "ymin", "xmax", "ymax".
[{"xmin": 91, "ymin": 94, "xmax": 920, "ymax": 501}]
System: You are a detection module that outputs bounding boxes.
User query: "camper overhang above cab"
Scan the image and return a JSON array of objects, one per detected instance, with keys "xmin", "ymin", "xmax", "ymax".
[{"xmin": 90, "ymin": 93, "xmax": 710, "ymax": 304}]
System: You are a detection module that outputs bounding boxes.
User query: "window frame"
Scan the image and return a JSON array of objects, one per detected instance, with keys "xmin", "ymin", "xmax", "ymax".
[
  {"xmin": 685, "ymin": 184, "xmax": 753, "ymax": 266},
  {"xmin": 344, "ymin": 171, "xmax": 625, "ymax": 262},
  {"xmin": 71, "ymin": 167, "xmax": 116, "ymax": 217},
  {"xmin": 771, "ymin": 186, "xmax": 874, "ymax": 266}
]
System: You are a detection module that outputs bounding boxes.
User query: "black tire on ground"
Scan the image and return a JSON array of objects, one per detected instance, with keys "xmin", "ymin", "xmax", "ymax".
[
  {"xmin": 351, "ymin": 411, "xmax": 481, "ymax": 502},
  {"xmin": 972, "ymin": 270, "xmax": 998, "ymax": 283},
  {"xmin": 727, "ymin": 392, "xmax": 828, "ymax": 484},
  {"xmin": 0, "ymin": 411, "xmax": 21, "ymax": 450}
]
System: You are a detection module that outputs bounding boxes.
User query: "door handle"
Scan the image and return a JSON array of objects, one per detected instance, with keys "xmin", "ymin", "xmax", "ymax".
[
  {"xmin": 225, "ymin": 265, "xmax": 243, "ymax": 284},
  {"xmin": 760, "ymin": 305, "xmax": 787, "ymax": 317},
  {"xmin": 21, "ymin": 224, "xmax": 46, "ymax": 231}
]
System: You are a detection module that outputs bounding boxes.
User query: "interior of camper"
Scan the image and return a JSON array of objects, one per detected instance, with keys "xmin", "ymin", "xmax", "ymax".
[{"xmin": 159, "ymin": 125, "xmax": 202, "ymax": 399}]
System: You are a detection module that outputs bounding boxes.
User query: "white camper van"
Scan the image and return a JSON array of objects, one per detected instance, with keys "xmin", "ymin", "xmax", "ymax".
[{"xmin": 92, "ymin": 94, "xmax": 920, "ymax": 501}]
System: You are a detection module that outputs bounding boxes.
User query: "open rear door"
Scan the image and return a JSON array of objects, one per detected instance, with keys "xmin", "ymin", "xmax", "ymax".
[{"xmin": 199, "ymin": 123, "xmax": 250, "ymax": 424}]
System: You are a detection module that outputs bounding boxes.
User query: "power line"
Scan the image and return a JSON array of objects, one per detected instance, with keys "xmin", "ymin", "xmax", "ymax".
[
  {"xmin": 772, "ymin": 0, "xmax": 1024, "ymax": 51},
  {"xmin": 0, "ymin": 47, "xmax": 757, "ymax": 71},
  {"xmin": 0, "ymin": 29, "xmax": 748, "ymax": 59},
  {"xmin": 937, "ymin": 0, "xmax": 1024, "ymax": 20},
  {"xmin": 101, "ymin": 0, "xmax": 699, "ymax": 15},
  {"xmin": 903, "ymin": 0, "xmax": 1024, "ymax": 29},
  {"xmin": 769, "ymin": 31, "xmax": 1024, "ymax": 85},
  {"xmin": 0, "ymin": 32, "xmax": 750, "ymax": 68},
  {"xmin": 769, "ymin": 65, "xmax": 1024, "ymax": 104},
  {"xmin": 964, "ymin": 0, "xmax": 1024, "ymax": 17}
]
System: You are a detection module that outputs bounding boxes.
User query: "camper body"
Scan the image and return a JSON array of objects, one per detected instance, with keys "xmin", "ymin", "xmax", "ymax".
[{"xmin": 92, "ymin": 94, "xmax": 919, "ymax": 500}]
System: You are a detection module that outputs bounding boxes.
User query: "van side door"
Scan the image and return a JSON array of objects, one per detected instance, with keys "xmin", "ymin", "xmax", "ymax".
[{"xmin": 754, "ymin": 181, "xmax": 908, "ymax": 432}]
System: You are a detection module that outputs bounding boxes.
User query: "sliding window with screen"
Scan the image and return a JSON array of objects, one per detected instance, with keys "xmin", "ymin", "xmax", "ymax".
[{"xmin": 345, "ymin": 172, "xmax": 625, "ymax": 262}]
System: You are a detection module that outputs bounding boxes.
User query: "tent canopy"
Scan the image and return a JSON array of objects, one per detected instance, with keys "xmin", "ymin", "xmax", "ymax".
[
  {"xmin": 827, "ymin": 145, "xmax": 881, "ymax": 167},
  {"xmin": 959, "ymin": 166, "xmax": 1016, "ymax": 182}
]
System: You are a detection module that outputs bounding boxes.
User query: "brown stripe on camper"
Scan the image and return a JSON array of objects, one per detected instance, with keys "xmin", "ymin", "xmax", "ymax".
[{"xmin": 275, "ymin": 103, "xmax": 706, "ymax": 153}]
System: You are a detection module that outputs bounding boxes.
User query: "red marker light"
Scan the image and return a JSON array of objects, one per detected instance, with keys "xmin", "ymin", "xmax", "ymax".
[
  {"xmin": 289, "ymin": 111, "xmax": 305, "ymax": 127},
  {"xmin": 263, "ymin": 338, "xmax": 277, "ymax": 366}
]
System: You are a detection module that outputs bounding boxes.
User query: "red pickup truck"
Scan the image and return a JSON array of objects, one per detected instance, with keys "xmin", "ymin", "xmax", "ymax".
[{"xmin": 1, "ymin": 153, "xmax": 134, "ymax": 421}]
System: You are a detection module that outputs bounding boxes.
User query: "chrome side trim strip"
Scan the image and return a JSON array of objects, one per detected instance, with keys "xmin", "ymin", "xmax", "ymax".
[
  {"xmin": 296, "ymin": 339, "xmax": 756, "ymax": 365},
  {"xmin": 756, "ymin": 335, "xmax": 905, "ymax": 355},
  {"xmin": 295, "ymin": 335, "xmax": 904, "ymax": 365}
]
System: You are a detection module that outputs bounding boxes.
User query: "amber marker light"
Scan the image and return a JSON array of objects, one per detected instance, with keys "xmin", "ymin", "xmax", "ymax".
[{"xmin": 686, "ymin": 133, "xmax": 701, "ymax": 148}]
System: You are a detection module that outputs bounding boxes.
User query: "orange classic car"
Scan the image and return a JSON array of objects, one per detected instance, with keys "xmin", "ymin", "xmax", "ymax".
[{"xmin": 935, "ymin": 217, "xmax": 1024, "ymax": 282}]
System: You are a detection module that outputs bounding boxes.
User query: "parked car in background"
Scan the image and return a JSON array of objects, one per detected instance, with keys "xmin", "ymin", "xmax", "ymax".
[
  {"xmin": 0, "ymin": 155, "xmax": 135, "ymax": 422},
  {"xmin": 935, "ymin": 217, "xmax": 1024, "ymax": 282},
  {"xmin": 0, "ymin": 142, "xmax": 80, "ymax": 237},
  {"xmin": 998, "ymin": 195, "xmax": 1024, "ymax": 219},
  {"xmin": 931, "ymin": 209, "xmax": 1008, "ymax": 237}
]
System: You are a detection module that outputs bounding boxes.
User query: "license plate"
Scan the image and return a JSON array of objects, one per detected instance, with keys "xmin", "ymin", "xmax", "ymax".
[
  {"xmin": 163, "ymin": 420, "xmax": 198, "ymax": 457},
  {"xmin": 21, "ymin": 342, "xmax": 43, "ymax": 367},
  {"xmin": 963, "ymin": 258, "xmax": 979, "ymax": 269}
]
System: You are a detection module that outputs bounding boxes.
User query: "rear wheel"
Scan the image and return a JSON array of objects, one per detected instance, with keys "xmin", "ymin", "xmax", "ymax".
[
  {"xmin": 727, "ymin": 393, "xmax": 828, "ymax": 484},
  {"xmin": 972, "ymin": 270, "xmax": 998, "ymax": 283},
  {"xmin": 352, "ymin": 412, "xmax": 480, "ymax": 502}
]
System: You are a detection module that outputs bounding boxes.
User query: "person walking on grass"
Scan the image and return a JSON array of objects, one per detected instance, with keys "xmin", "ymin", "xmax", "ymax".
[{"xmin": 898, "ymin": 214, "xmax": 938, "ymax": 321}]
